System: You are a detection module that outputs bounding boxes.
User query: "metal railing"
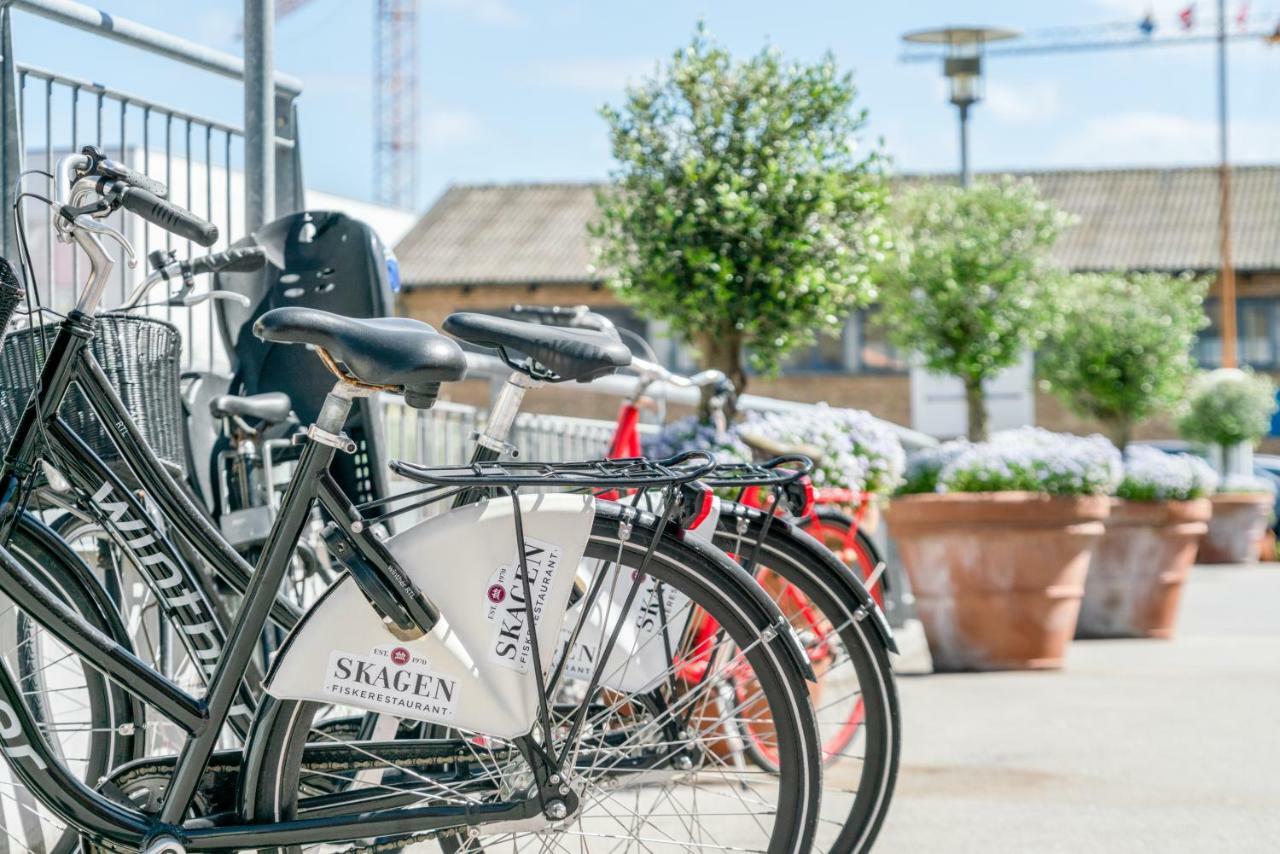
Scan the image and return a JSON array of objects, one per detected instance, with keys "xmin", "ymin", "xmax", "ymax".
[{"xmin": 0, "ymin": 0, "xmax": 304, "ymax": 372}]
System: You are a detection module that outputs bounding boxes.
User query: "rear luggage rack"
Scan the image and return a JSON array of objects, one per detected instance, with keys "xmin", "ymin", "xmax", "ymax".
[
  {"xmin": 365, "ymin": 451, "xmax": 716, "ymax": 526},
  {"xmin": 700, "ymin": 454, "xmax": 814, "ymax": 488},
  {"xmin": 389, "ymin": 450, "xmax": 715, "ymax": 489}
]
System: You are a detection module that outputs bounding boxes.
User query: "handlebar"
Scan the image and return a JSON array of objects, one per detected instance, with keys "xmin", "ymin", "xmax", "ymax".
[
  {"xmin": 189, "ymin": 246, "xmax": 266, "ymax": 275},
  {"xmin": 119, "ymin": 246, "xmax": 264, "ymax": 311},
  {"xmin": 95, "ymin": 155, "xmax": 169, "ymax": 198},
  {"xmin": 108, "ymin": 183, "xmax": 219, "ymax": 247},
  {"xmin": 507, "ymin": 303, "xmax": 722, "ymax": 392},
  {"xmin": 56, "ymin": 147, "xmax": 218, "ymax": 247},
  {"xmin": 629, "ymin": 356, "xmax": 726, "ymax": 390}
]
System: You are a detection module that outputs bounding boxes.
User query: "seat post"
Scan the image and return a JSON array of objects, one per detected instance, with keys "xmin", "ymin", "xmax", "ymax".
[
  {"xmin": 475, "ymin": 371, "xmax": 539, "ymax": 454},
  {"xmin": 314, "ymin": 381, "xmax": 369, "ymax": 436}
]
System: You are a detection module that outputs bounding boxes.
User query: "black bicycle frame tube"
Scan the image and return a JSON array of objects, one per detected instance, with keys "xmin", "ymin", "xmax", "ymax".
[
  {"xmin": 43, "ymin": 419, "xmax": 261, "ymax": 724},
  {"xmin": 0, "ymin": 532, "xmax": 206, "ymax": 731},
  {"xmin": 0, "ymin": 315, "xmax": 96, "ymax": 535},
  {"xmin": 180, "ymin": 799, "xmax": 532, "ymax": 850},
  {"xmin": 0, "ymin": 426, "xmax": 347, "ymax": 844},
  {"xmin": 75, "ymin": 351, "xmax": 303, "ymax": 631},
  {"xmin": 0, "ymin": 314, "xmax": 297, "ymax": 724},
  {"xmin": 158, "ymin": 432, "xmax": 337, "ymax": 824}
]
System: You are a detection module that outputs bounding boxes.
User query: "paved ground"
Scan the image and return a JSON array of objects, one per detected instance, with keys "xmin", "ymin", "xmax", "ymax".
[{"xmin": 876, "ymin": 564, "xmax": 1280, "ymax": 853}]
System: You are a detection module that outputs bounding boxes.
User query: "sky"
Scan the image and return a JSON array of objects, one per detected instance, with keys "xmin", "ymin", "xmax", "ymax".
[{"xmin": 10, "ymin": 0, "xmax": 1280, "ymax": 213}]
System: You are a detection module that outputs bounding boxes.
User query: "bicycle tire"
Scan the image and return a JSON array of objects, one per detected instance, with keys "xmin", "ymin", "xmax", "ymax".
[
  {"xmin": 714, "ymin": 502, "xmax": 900, "ymax": 854},
  {"xmin": 4, "ymin": 513, "xmax": 143, "ymax": 854},
  {"xmin": 240, "ymin": 499, "xmax": 823, "ymax": 854},
  {"xmin": 799, "ymin": 506, "xmax": 887, "ymax": 604}
]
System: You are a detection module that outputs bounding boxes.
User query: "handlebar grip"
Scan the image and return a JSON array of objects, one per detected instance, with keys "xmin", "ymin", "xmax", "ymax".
[
  {"xmin": 189, "ymin": 246, "xmax": 266, "ymax": 275},
  {"xmin": 98, "ymin": 157, "xmax": 169, "ymax": 198},
  {"xmin": 118, "ymin": 186, "xmax": 219, "ymax": 247}
]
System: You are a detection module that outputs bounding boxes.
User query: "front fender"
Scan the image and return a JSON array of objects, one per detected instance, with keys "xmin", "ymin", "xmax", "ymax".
[
  {"xmin": 591, "ymin": 500, "xmax": 818, "ymax": 683},
  {"xmin": 712, "ymin": 501, "xmax": 898, "ymax": 655}
]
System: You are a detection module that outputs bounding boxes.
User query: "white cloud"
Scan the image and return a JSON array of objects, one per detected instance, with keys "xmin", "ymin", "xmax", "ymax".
[
  {"xmin": 422, "ymin": 110, "xmax": 482, "ymax": 149},
  {"xmin": 985, "ymin": 81, "xmax": 1062, "ymax": 123},
  {"xmin": 425, "ymin": 0, "xmax": 521, "ymax": 27},
  {"xmin": 526, "ymin": 57, "xmax": 659, "ymax": 94},
  {"xmin": 1046, "ymin": 110, "xmax": 1280, "ymax": 166}
]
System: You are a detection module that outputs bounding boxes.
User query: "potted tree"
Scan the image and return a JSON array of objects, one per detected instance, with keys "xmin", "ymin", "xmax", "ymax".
[
  {"xmin": 1179, "ymin": 369, "xmax": 1279, "ymax": 563},
  {"xmin": 594, "ymin": 24, "xmax": 885, "ymax": 419},
  {"xmin": 1035, "ymin": 271, "xmax": 1213, "ymax": 637},
  {"xmin": 1076, "ymin": 447, "xmax": 1216, "ymax": 639},
  {"xmin": 1038, "ymin": 271, "xmax": 1207, "ymax": 451},
  {"xmin": 876, "ymin": 177, "xmax": 1071, "ymax": 440},
  {"xmin": 886, "ymin": 428, "xmax": 1120, "ymax": 671}
]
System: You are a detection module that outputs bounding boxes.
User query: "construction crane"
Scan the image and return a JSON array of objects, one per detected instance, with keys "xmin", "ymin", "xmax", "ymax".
[
  {"xmin": 268, "ymin": 0, "xmax": 420, "ymax": 210},
  {"xmin": 902, "ymin": 1, "xmax": 1280, "ymax": 370}
]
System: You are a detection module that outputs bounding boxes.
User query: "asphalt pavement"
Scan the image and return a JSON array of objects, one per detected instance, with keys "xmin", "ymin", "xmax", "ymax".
[{"xmin": 876, "ymin": 564, "xmax": 1280, "ymax": 853}]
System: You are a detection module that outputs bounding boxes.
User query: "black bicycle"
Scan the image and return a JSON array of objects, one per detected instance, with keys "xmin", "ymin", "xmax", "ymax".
[{"xmin": 0, "ymin": 148, "xmax": 822, "ymax": 853}]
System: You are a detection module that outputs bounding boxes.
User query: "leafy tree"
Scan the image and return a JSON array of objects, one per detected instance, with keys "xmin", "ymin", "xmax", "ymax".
[
  {"xmin": 1179, "ymin": 368, "xmax": 1278, "ymax": 448},
  {"xmin": 875, "ymin": 177, "xmax": 1071, "ymax": 440},
  {"xmin": 1038, "ymin": 271, "xmax": 1208, "ymax": 450},
  {"xmin": 593, "ymin": 24, "xmax": 885, "ymax": 414}
]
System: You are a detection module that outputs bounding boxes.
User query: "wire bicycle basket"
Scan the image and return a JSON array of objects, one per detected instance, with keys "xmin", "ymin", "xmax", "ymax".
[
  {"xmin": 0, "ymin": 259, "xmax": 23, "ymax": 352},
  {"xmin": 0, "ymin": 314, "xmax": 186, "ymax": 472}
]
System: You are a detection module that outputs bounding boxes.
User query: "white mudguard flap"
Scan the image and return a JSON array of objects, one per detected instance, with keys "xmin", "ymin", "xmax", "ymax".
[
  {"xmin": 553, "ymin": 497, "xmax": 721, "ymax": 694},
  {"xmin": 265, "ymin": 493, "xmax": 595, "ymax": 739}
]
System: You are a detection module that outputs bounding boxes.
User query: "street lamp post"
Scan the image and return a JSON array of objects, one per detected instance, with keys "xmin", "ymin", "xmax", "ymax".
[{"xmin": 902, "ymin": 26, "xmax": 1019, "ymax": 186}]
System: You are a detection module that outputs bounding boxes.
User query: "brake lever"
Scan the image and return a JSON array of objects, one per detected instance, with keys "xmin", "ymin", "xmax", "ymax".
[
  {"xmin": 170, "ymin": 290, "xmax": 251, "ymax": 309},
  {"xmin": 69, "ymin": 214, "xmax": 137, "ymax": 268}
]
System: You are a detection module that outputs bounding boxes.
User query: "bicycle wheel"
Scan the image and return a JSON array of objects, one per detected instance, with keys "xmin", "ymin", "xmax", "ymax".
[
  {"xmin": 241, "ymin": 499, "xmax": 822, "ymax": 854},
  {"xmin": 714, "ymin": 502, "xmax": 900, "ymax": 854},
  {"xmin": 1, "ymin": 514, "xmax": 142, "ymax": 854}
]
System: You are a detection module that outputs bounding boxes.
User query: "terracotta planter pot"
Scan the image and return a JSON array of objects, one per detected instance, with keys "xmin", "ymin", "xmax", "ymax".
[
  {"xmin": 884, "ymin": 492, "xmax": 1109, "ymax": 672},
  {"xmin": 1076, "ymin": 498, "xmax": 1210, "ymax": 639},
  {"xmin": 1198, "ymin": 493, "xmax": 1273, "ymax": 564}
]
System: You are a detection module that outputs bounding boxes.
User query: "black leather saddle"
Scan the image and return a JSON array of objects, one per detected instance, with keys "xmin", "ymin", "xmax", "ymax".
[
  {"xmin": 209, "ymin": 391, "xmax": 293, "ymax": 424},
  {"xmin": 253, "ymin": 307, "xmax": 467, "ymax": 408},
  {"xmin": 443, "ymin": 312, "xmax": 631, "ymax": 382}
]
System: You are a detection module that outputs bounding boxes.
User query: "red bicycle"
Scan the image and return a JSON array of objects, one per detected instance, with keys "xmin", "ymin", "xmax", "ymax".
[
  {"xmin": 512, "ymin": 304, "xmax": 901, "ymax": 853},
  {"xmin": 606, "ymin": 356, "xmax": 887, "ymax": 770}
]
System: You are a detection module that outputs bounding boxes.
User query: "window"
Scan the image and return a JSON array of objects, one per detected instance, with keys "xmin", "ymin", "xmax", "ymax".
[
  {"xmin": 1197, "ymin": 298, "xmax": 1280, "ymax": 369},
  {"xmin": 854, "ymin": 306, "xmax": 909, "ymax": 373},
  {"xmin": 780, "ymin": 319, "xmax": 852, "ymax": 374},
  {"xmin": 770, "ymin": 305, "xmax": 910, "ymax": 375}
]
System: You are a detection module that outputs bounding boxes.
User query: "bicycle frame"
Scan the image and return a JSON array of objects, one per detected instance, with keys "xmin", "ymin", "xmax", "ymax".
[
  {"xmin": 0, "ymin": 311, "xmax": 504, "ymax": 847},
  {"xmin": 0, "ymin": 320, "xmax": 304, "ymax": 732}
]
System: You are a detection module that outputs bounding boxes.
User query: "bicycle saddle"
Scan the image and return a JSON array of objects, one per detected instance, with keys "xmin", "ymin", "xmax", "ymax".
[
  {"xmin": 209, "ymin": 391, "xmax": 293, "ymax": 424},
  {"xmin": 253, "ymin": 307, "xmax": 467, "ymax": 408},
  {"xmin": 738, "ymin": 430, "xmax": 826, "ymax": 466},
  {"xmin": 443, "ymin": 312, "xmax": 631, "ymax": 382}
]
